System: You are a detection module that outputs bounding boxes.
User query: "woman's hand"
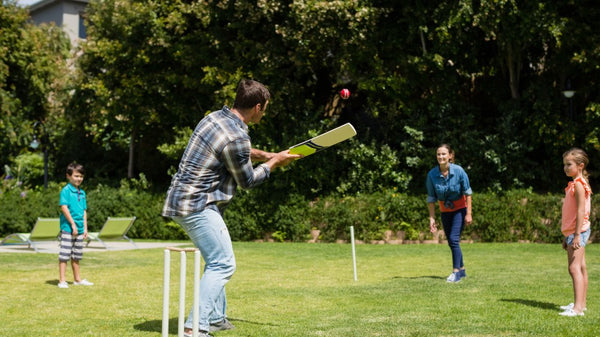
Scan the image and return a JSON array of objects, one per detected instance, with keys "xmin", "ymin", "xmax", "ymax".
[{"xmin": 429, "ymin": 218, "xmax": 437, "ymax": 233}]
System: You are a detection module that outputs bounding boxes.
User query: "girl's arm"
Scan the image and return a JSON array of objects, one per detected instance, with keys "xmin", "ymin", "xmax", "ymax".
[
  {"xmin": 61, "ymin": 205, "xmax": 78, "ymax": 235},
  {"xmin": 572, "ymin": 180, "xmax": 586, "ymax": 249}
]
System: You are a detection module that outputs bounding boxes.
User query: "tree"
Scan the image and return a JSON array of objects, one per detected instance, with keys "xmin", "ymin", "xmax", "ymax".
[{"xmin": 0, "ymin": 1, "xmax": 70, "ymax": 185}]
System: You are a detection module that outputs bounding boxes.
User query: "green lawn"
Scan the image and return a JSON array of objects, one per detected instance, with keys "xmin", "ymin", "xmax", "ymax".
[{"xmin": 1, "ymin": 242, "xmax": 598, "ymax": 336}]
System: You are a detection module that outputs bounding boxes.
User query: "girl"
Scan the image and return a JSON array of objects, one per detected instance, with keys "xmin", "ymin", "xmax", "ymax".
[
  {"xmin": 560, "ymin": 148, "xmax": 592, "ymax": 316},
  {"xmin": 426, "ymin": 144, "xmax": 473, "ymax": 283}
]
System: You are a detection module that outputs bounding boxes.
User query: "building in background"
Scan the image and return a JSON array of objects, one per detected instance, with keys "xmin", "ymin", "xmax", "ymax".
[{"xmin": 29, "ymin": 0, "xmax": 89, "ymax": 47}]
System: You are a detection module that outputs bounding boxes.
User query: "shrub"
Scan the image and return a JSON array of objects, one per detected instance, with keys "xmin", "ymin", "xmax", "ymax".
[{"xmin": 0, "ymin": 186, "xmax": 576, "ymax": 244}]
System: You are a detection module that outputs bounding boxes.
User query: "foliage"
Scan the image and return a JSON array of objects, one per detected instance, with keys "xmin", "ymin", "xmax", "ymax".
[
  {"xmin": 0, "ymin": 1, "xmax": 70, "ymax": 182},
  {"xmin": 0, "ymin": 186, "xmax": 580, "ymax": 244},
  {"xmin": 3, "ymin": 1, "xmax": 600, "ymax": 211}
]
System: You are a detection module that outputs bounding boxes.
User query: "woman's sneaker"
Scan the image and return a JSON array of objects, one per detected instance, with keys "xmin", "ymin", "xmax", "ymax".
[{"xmin": 446, "ymin": 271, "xmax": 461, "ymax": 283}]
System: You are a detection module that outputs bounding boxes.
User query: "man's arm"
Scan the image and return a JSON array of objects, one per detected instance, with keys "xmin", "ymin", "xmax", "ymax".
[
  {"xmin": 264, "ymin": 150, "xmax": 302, "ymax": 170},
  {"xmin": 251, "ymin": 147, "xmax": 301, "ymax": 168},
  {"xmin": 251, "ymin": 148, "xmax": 275, "ymax": 162},
  {"xmin": 225, "ymin": 142, "xmax": 302, "ymax": 189}
]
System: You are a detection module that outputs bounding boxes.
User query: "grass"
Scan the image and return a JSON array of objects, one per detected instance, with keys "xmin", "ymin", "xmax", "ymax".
[{"xmin": 1, "ymin": 242, "xmax": 598, "ymax": 336}]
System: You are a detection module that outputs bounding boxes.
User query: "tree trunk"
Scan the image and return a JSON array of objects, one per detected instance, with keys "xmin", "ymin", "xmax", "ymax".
[
  {"xmin": 128, "ymin": 126, "xmax": 136, "ymax": 179},
  {"xmin": 506, "ymin": 43, "xmax": 522, "ymax": 99}
]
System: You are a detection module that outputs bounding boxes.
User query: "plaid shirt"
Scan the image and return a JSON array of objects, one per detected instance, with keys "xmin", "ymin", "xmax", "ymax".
[{"xmin": 162, "ymin": 106, "xmax": 271, "ymax": 217}]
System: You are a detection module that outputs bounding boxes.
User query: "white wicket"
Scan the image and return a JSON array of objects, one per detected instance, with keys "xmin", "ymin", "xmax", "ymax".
[
  {"xmin": 162, "ymin": 247, "xmax": 201, "ymax": 337},
  {"xmin": 350, "ymin": 226, "xmax": 357, "ymax": 281}
]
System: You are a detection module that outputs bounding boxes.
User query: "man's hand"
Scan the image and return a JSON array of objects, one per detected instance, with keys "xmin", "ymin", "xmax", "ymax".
[{"xmin": 266, "ymin": 150, "xmax": 303, "ymax": 169}]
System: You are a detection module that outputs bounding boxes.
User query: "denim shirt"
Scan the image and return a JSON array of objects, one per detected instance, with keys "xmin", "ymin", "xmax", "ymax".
[{"xmin": 426, "ymin": 163, "xmax": 472, "ymax": 208}]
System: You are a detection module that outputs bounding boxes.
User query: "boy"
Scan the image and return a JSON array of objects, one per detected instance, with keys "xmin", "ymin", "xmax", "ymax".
[{"xmin": 58, "ymin": 162, "xmax": 93, "ymax": 288}]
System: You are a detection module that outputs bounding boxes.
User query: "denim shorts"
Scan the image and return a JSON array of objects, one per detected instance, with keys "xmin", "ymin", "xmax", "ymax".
[{"xmin": 565, "ymin": 229, "xmax": 591, "ymax": 247}]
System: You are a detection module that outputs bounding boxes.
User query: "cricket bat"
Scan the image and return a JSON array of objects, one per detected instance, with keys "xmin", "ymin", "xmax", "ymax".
[{"xmin": 289, "ymin": 123, "xmax": 357, "ymax": 157}]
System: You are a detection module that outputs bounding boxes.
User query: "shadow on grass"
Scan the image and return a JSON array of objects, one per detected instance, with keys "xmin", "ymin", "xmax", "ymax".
[
  {"xmin": 500, "ymin": 298, "xmax": 559, "ymax": 311},
  {"xmin": 45, "ymin": 280, "xmax": 59, "ymax": 286},
  {"xmin": 392, "ymin": 275, "xmax": 445, "ymax": 280},
  {"xmin": 133, "ymin": 317, "xmax": 279, "ymax": 334}
]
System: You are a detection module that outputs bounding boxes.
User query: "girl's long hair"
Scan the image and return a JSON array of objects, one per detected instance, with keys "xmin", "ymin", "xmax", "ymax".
[{"xmin": 563, "ymin": 147, "xmax": 590, "ymax": 183}]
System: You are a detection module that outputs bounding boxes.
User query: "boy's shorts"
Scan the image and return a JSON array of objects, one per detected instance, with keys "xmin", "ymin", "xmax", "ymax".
[
  {"xmin": 59, "ymin": 230, "xmax": 84, "ymax": 262},
  {"xmin": 565, "ymin": 229, "xmax": 591, "ymax": 248}
]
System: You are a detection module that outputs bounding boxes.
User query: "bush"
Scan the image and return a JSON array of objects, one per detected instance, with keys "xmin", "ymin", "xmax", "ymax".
[{"xmin": 0, "ymin": 186, "xmax": 579, "ymax": 244}]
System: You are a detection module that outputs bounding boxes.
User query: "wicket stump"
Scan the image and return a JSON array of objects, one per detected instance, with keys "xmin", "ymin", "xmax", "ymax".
[{"xmin": 162, "ymin": 247, "xmax": 201, "ymax": 337}]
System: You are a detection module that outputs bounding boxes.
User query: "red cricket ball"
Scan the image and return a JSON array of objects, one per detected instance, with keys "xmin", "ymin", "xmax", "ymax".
[{"xmin": 340, "ymin": 88, "xmax": 351, "ymax": 100}]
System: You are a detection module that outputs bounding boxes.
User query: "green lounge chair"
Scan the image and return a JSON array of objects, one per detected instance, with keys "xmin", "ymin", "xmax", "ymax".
[
  {"xmin": 0, "ymin": 218, "xmax": 60, "ymax": 252},
  {"xmin": 86, "ymin": 216, "xmax": 137, "ymax": 249}
]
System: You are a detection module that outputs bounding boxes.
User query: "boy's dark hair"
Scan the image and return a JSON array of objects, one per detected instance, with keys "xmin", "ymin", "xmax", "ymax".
[
  {"xmin": 66, "ymin": 162, "xmax": 85, "ymax": 176},
  {"xmin": 232, "ymin": 79, "xmax": 271, "ymax": 110}
]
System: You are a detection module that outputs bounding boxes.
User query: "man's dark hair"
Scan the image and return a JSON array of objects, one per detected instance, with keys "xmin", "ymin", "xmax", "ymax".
[
  {"xmin": 66, "ymin": 162, "xmax": 85, "ymax": 176},
  {"xmin": 232, "ymin": 79, "xmax": 271, "ymax": 110}
]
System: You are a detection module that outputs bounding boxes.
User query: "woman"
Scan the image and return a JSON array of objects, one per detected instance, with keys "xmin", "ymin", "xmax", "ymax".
[{"xmin": 426, "ymin": 144, "xmax": 472, "ymax": 283}]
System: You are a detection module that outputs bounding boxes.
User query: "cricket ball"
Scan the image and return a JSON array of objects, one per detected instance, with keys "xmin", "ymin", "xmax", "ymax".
[{"xmin": 340, "ymin": 88, "xmax": 351, "ymax": 100}]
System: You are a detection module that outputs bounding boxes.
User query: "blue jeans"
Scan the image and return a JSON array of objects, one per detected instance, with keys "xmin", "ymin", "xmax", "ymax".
[
  {"xmin": 441, "ymin": 208, "xmax": 466, "ymax": 270},
  {"xmin": 172, "ymin": 208, "xmax": 236, "ymax": 332}
]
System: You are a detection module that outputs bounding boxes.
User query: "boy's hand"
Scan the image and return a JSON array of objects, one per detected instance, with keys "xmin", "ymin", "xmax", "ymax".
[
  {"xmin": 72, "ymin": 225, "xmax": 78, "ymax": 236},
  {"xmin": 83, "ymin": 231, "xmax": 88, "ymax": 239}
]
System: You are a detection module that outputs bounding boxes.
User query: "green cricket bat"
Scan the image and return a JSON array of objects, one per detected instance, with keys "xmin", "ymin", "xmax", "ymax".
[{"xmin": 289, "ymin": 123, "xmax": 357, "ymax": 157}]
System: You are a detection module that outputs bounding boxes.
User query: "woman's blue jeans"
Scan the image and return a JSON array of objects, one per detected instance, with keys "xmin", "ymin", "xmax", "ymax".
[
  {"xmin": 172, "ymin": 208, "xmax": 236, "ymax": 332},
  {"xmin": 441, "ymin": 208, "xmax": 466, "ymax": 270}
]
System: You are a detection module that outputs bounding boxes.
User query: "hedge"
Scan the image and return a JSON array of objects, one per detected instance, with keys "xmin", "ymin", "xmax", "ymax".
[{"xmin": 0, "ymin": 184, "xmax": 594, "ymax": 244}]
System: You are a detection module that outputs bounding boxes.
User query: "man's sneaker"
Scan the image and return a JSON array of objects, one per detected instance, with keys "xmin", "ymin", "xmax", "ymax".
[
  {"xmin": 559, "ymin": 308, "xmax": 584, "ymax": 317},
  {"xmin": 58, "ymin": 281, "xmax": 69, "ymax": 289},
  {"xmin": 183, "ymin": 331, "xmax": 211, "ymax": 337},
  {"xmin": 560, "ymin": 303, "xmax": 587, "ymax": 311},
  {"xmin": 210, "ymin": 318, "xmax": 235, "ymax": 332},
  {"xmin": 73, "ymin": 279, "xmax": 93, "ymax": 286},
  {"xmin": 459, "ymin": 269, "xmax": 466, "ymax": 279},
  {"xmin": 446, "ymin": 271, "xmax": 461, "ymax": 283}
]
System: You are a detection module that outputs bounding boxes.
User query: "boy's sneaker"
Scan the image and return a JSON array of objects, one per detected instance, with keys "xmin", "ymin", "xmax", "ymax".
[
  {"xmin": 560, "ymin": 303, "xmax": 587, "ymax": 311},
  {"xmin": 58, "ymin": 281, "xmax": 69, "ymax": 289},
  {"xmin": 446, "ymin": 271, "xmax": 461, "ymax": 283},
  {"xmin": 210, "ymin": 318, "xmax": 235, "ymax": 332},
  {"xmin": 73, "ymin": 279, "xmax": 94, "ymax": 286},
  {"xmin": 459, "ymin": 269, "xmax": 466, "ymax": 279},
  {"xmin": 559, "ymin": 308, "xmax": 584, "ymax": 317}
]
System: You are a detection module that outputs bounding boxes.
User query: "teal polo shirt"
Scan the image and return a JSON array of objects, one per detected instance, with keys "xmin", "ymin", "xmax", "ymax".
[{"xmin": 59, "ymin": 183, "xmax": 87, "ymax": 233}]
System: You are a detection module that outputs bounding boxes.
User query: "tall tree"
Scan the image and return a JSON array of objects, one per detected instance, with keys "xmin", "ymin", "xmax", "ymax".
[{"xmin": 0, "ymin": 1, "xmax": 70, "ymax": 181}]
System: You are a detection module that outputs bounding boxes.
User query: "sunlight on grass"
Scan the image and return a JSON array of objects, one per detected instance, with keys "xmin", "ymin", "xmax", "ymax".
[{"xmin": 0, "ymin": 242, "xmax": 597, "ymax": 336}]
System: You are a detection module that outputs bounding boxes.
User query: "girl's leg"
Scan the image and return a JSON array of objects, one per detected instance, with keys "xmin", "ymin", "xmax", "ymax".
[
  {"xmin": 581, "ymin": 249, "xmax": 587, "ymax": 310},
  {"xmin": 567, "ymin": 246, "xmax": 586, "ymax": 313}
]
